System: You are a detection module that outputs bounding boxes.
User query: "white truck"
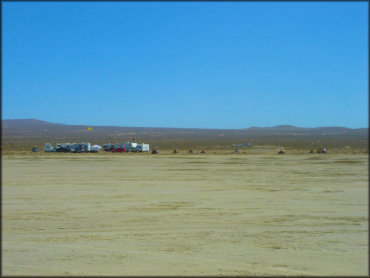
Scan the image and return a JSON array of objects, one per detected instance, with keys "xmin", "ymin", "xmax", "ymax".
[{"xmin": 132, "ymin": 143, "xmax": 150, "ymax": 152}]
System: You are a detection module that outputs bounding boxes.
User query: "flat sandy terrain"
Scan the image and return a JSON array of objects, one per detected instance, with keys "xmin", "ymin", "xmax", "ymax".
[{"xmin": 2, "ymin": 153, "xmax": 368, "ymax": 275}]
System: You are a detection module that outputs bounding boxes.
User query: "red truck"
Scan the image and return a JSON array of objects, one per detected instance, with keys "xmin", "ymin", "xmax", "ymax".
[{"xmin": 112, "ymin": 148, "xmax": 127, "ymax": 153}]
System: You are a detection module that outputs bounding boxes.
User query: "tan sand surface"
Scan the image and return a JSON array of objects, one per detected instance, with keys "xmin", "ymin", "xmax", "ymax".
[{"xmin": 2, "ymin": 153, "xmax": 368, "ymax": 275}]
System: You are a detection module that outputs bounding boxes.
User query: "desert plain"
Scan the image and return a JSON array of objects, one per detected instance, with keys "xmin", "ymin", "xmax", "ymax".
[{"xmin": 2, "ymin": 152, "xmax": 368, "ymax": 275}]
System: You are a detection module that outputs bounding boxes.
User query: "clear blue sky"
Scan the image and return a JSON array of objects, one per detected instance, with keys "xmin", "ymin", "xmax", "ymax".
[{"xmin": 2, "ymin": 2, "xmax": 368, "ymax": 129}]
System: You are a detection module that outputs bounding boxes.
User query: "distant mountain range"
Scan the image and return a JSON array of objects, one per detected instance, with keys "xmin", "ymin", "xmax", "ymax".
[
  {"xmin": 2, "ymin": 119, "xmax": 368, "ymax": 150},
  {"xmin": 3, "ymin": 119, "xmax": 367, "ymax": 133}
]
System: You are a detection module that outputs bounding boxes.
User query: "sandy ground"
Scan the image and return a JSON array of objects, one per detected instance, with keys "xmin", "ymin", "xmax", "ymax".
[{"xmin": 2, "ymin": 153, "xmax": 368, "ymax": 275}]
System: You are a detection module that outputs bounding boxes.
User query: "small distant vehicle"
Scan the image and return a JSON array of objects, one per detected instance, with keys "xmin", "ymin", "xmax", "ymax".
[
  {"xmin": 317, "ymin": 148, "xmax": 327, "ymax": 154},
  {"xmin": 112, "ymin": 148, "xmax": 127, "ymax": 153},
  {"xmin": 44, "ymin": 143, "xmax": 54, "ymax": 152},
  {"xmin": 31, "ymin": 147, "xmax": 39, "ymax": 152},
  {"xmin": 152, "ymin": 147, "xmax": 159, "ymax": 154},
  {"xmin": 278, "ymin": 148, "xmax": 285, "ymax": 154}
]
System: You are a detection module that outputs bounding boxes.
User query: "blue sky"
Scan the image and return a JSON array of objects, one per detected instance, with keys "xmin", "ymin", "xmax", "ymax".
[{"xmin": 2, "ymin": 2, "xmax": 368, "ymax": 129}]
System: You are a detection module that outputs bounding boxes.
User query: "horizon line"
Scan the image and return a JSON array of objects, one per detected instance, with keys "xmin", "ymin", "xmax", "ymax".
[{"xmin": 2, "ymin": 118, "xmax": 368, "ymax": 130}]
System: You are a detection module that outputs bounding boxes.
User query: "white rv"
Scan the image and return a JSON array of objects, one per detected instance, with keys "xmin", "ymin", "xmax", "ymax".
[{"xmin": 136, "ymin": 143, "xmax": 150, "ymax": 152}]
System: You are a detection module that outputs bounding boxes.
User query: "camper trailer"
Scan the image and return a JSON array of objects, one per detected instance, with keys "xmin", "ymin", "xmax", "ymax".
[{"xmin": 70, "ymin": 143, "xmax": 91, "ymax": 153}]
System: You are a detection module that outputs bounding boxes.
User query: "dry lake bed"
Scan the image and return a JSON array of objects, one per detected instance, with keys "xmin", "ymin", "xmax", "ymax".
[{"xmin": 2, "ymin": 153, "xmax": 368, "ymax": 275}]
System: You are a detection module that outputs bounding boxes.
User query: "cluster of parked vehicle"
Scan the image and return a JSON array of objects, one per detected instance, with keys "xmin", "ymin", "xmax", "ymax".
[
  {"xmin": 44, "ymin": 143, "xmax": 97, "ymax": 153},
  {"xmin": 44, "ymin": 142, "xmax": 150, "ymax": 153},
  {"xmin": 102, "ymin": 142, "xmax": 149, "ymax": 152}
]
